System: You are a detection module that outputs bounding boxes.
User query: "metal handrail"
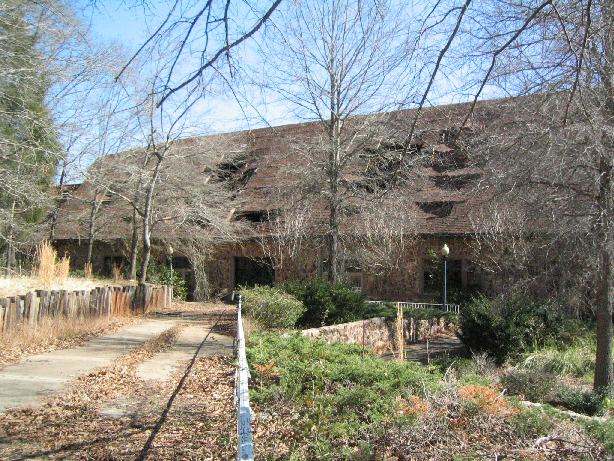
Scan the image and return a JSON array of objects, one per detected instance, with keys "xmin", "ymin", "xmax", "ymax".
[
  {"xmin": 367, "ymin": 300, "xmax": 461, "ymax": 314},
  {"xmin": 235, "ymin": 294, "xmax": 254, "ymax": 460}
]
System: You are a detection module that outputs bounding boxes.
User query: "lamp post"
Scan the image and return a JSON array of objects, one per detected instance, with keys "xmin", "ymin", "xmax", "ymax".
[
  {"xmin": 441, "ymin": 244, "xmax": 449, "ymax": 310},
  {"xmin": 167, "ymin": 245, "xmax": 174, "ymax": 298}
]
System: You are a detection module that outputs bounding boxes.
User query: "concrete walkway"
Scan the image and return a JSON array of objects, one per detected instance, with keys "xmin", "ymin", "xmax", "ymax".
[
  {"xmin": 0, "ymin": 319, "xmax": 178, "ymax": 412},
  {"xmin": 404, "ymin": 335, "xmax": 466, "ymax": 363},
  {"xmin": 136, "ymin": 324, "xmax": 234, "ymax": 382}
]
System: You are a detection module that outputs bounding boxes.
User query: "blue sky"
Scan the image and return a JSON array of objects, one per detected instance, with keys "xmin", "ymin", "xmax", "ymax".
[{"xmin": 73, "ymin": 0, "xmax": 501, "ymax": 137}]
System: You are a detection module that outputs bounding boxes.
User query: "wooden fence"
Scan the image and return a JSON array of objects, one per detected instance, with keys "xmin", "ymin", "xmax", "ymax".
[{"xmin": 0, "ymin": 284, "xmax": 172, "ymax": 333}]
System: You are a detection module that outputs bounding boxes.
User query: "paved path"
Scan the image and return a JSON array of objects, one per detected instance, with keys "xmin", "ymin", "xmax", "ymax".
[
  {"xmin": 136, "ymin": 323, "xmax": 233, "ymax": 382},
  {"xmin": 0, "ymin": 319, "xmax": 178, "ymax": 412},
  {"xmin": 404, "ymin": 335, "xmax": 466, "ymax": 363}
]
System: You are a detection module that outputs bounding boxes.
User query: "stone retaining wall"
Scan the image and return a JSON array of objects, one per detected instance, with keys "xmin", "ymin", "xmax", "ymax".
[{"xmin": 302, "ymin": 316, "xmax": 457, "ymax": 354}]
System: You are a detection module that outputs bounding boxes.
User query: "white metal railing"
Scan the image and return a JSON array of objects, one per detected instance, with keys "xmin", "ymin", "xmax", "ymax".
[
  {"xmin": 235, "ymin": 294, "xmax": 254, "ymax": 461},
  {"xmin": 367, "ymin": 300, "xmax": 461, "ymax": 314}
]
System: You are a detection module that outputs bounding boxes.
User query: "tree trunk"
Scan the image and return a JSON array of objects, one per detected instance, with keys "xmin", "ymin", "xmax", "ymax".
[
  {"xmin": 594, "ymin": 0, "xmax": 614, "ymax": 395},
  {"xmin": 139, "ymin": 157, "xmax": 162, "ymax": 284},
  {"xmin": 87, "ymin": 198, "xmax": 102, "ymax": 266},
  {"xmin": 49, "ymin": 162, "xmax": 66, "ymax": 241},
  {"xmin": 128, "ymin": 207, "xmax": 139, "ymax": 280},
  {"xmin": 6, "ymin": 200, "xmax": 17, "ymax": 272},
  {"xmin": 327, "ymin": 57, "xmax": 341, "ymax": 284},
  {"xmin": 594, "ymin": 153, "xmax": 613, "ymax": 394},
  {"xmin": 139, "ymin": 218, "xmax": 151, "ymax": 285}
]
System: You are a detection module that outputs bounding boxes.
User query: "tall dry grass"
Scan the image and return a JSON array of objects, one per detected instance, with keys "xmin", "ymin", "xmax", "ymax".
[
  {"xmin": 84, "ymin": 262, "xmax": 93, "ymax": 279},
  {"xmin": 57, "ymin": 255, "xmax": 70, "ymax": 284},
  {"xmin": 35, "ymin": 240, "xmax": 56, "ymax": 287},
  {"xmin": 112, "ymin": 264, "xmax": 124, "ymax": 283}
]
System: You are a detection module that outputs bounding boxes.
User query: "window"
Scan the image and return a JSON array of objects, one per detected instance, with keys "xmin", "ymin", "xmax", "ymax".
[
  {"xmin": 103, "ymin": 256, "xmax": 127, "ymax": 276},
  {"xmin": 423, "ymin": 258, "xmax": 462, "ymax": 294}
]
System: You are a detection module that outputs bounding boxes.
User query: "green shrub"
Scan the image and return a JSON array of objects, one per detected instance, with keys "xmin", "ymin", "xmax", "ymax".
[
  {"xmin": 458, "ymin": 295, "xmax": 564, "ymax": 363},
  {"xmin": 150, "ymin": 265, "xmax": 188, "ymax": 300},
  {"xmin": 362, "ymin": 304, "xmax": 459, "ymax": 323},
  {"xmin": 554, "ymin": 386, "xmax": 605, "ymax": 416},
  {"xmin": 361, "ymin": 302, "xmax": 396, "ymax": 320},
  {"xmin": 278, "ymin": 278, "xmax": 367, "ymax": 327},
  {"xmin": 240, "ymin": 285, "xmax": 305, "ymax": 329},
  {"xmin": 500, "ymin": 368, "xmax": 555, "ymax": 402},
  {"xmin": 405, "ymin": 307, "xmax": 458, "ymax": 322}
]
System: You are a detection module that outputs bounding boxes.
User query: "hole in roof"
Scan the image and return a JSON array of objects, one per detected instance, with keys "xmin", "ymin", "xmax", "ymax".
[
  {"xmin": 433, "ymin": 174, "xmax": 478, "ymax": 190},
  {"xmin": 417, "ymin": 201, "xmax": 454, "ymax": 218}
]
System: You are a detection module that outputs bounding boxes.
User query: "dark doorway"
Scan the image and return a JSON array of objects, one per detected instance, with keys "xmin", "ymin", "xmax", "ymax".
[{"xmin": 234, "ymin": 257, "xmax": 275, "ymax": 287}]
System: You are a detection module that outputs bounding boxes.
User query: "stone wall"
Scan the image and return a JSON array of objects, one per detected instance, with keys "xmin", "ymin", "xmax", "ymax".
[{"xmin": 302, "ymin": 316, "xmax": 457, "ymax": 354}]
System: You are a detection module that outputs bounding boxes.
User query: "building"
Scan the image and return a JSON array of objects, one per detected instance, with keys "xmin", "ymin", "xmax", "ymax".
[{"xmin": 53, "ymin": 99, "xmax": 508, "ymax": 301}]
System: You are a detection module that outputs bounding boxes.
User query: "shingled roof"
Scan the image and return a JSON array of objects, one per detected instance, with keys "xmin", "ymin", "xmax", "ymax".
[{"xmin": 54, "ymin": 97, "xmax": 520, "ymax": 241}]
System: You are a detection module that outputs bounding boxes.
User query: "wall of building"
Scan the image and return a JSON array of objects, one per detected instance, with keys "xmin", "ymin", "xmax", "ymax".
[
  {"xmin": 205, "ymin": 236, "xmax": 486, "ymax": 301},
  {"xmin": 56, "ymin": 235, "xmax": 490, "ymax": 302}
]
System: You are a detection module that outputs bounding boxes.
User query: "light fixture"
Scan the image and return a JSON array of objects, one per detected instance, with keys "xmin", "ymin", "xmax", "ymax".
[{"xmin": 441, "ymin": 243, "xmax": 450, "ymax": 257}]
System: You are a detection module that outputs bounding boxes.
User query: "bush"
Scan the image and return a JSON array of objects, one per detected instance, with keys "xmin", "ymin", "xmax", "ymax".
[
  {"xmin": 458, "ymin": 295, "xmax": 564, "ymax": 363},
  {"xmin": 500, "ymin": 368, "xmax": 555, "ymax": 402},
  {"xmin": 583, "ymin": 419, "xmax": 614, "ymax": 454},
  {"xmin": 510, "ymin": 407, "xmax": 555, "ymax": 438},
  {"xmin": 278, "ymin": 278, "xmax": 366, "ymax": 327},
  {"xmin": 240, "ymin": 285, "xmax": 305, "ymax": 329},
  {"xmin": 554, "ymin": 386, "xmax": 605, "ymax": 416},
  {"xmin": 148, "ymin": 263, "xmax": 188, "ymax": 301}
]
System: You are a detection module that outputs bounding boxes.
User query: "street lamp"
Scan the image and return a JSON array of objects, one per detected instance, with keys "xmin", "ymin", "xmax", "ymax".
[{"xmin": 441, "ymin": 244, "xmax": 450, "ymax": 310}]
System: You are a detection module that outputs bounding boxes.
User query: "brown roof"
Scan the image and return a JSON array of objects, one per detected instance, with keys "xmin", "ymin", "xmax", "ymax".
[{"xmin": 54, "ymin": 97, "xmax": 521, "ymax": 241}]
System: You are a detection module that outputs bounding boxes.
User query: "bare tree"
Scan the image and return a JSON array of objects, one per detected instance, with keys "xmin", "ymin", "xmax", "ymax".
[
  {"xmin": 254, "ymin": 0, "xmax": 426, "ymax": 282},
  {"xmin": 455, "ymin": 0, "xmax": 613, "ymax": 392}
]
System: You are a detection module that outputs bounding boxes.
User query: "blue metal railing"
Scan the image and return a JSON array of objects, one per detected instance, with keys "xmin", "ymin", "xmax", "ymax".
[{"xmin": 235, "ymin": 293, "xmax": 255, "ymax": 461}]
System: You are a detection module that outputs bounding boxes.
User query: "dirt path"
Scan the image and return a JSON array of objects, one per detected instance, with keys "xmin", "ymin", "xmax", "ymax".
[{"xmin": 0, "ymin": 303, "xmax": 237, "ymax": 460}]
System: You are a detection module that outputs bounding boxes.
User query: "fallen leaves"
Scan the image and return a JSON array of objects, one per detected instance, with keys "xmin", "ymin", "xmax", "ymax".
[{"xmin": 0, "ymin": 303, "xmax": 237, "ymax": 460}]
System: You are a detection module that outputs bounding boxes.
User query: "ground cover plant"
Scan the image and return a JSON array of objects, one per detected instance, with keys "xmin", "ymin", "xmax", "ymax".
[
  {"xmin": 247, "ymin": 332, "xmax": 610, "ymax": 459},
  {"xmin": 247, "ymin": 332, "xmax": 441, "ymax": 458}
]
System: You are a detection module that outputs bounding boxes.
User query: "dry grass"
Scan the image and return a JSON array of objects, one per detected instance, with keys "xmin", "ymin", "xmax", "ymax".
[
  {"xmin": 112, "ymin": 264, "xmax": 124, "ymax": 283},
  {"xmin": 35, "ymin": 240, "xmax": 56, "ymax": 287},
  {"xmin": 84, "ymin": 262, "xmax": 93, "ymax": 279},
  {"xmin": 0, "ymin": 315, "xmax": 135, "ymax": 369},
  {"xmin": 56, "ymin": 255, "xmax": 70, "ymax": 284},
  {"xmin": 0, "ymin": 276, "xmax": 116, "ymax": 298}
]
